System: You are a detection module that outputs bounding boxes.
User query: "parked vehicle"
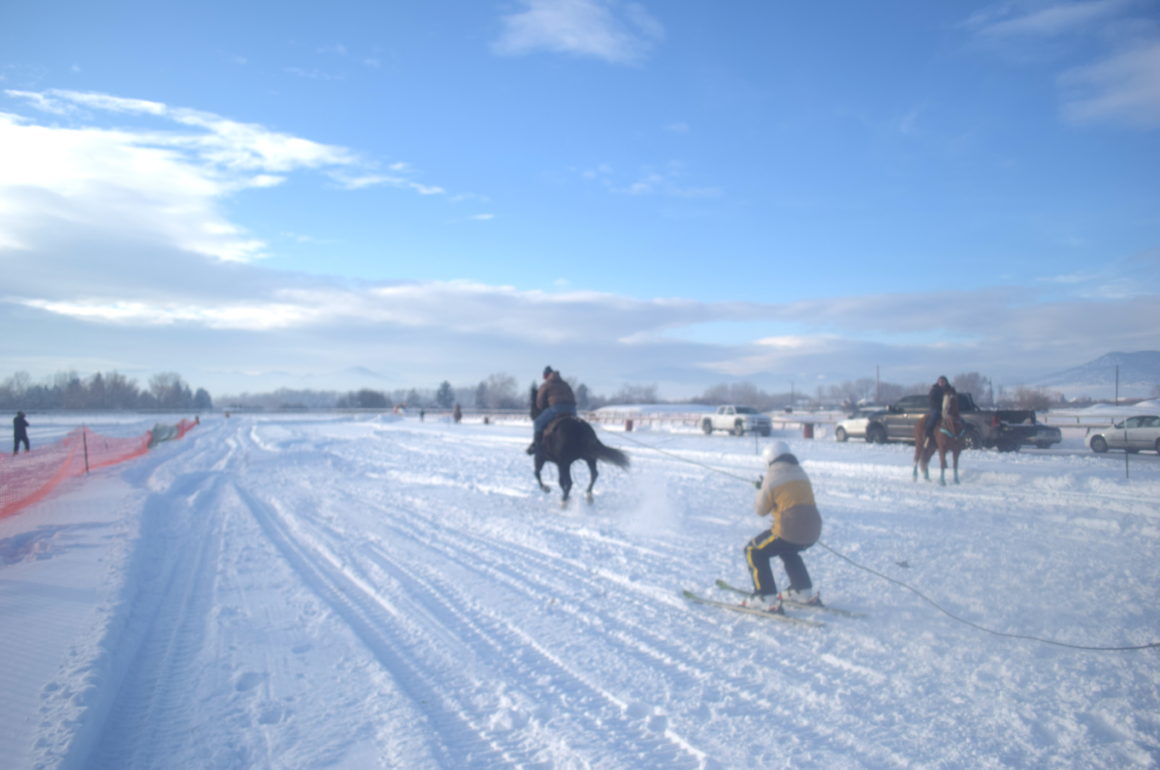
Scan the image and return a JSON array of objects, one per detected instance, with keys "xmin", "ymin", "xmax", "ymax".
[
  {"xmin": 701, "ymin": 406, "xmax": 772, "ymax": 436},
  {"xmin": 1086, "ymin": 415, "xmax": 1160, "ymax": 454},
  {"xmin": 863, "ymin": 392, "xmax": 1055, "ymax": 451},
  {"xmin": 834, "ymin": 407, "xmax": 887, "ymax": 442},
  {"xmin": 1025, "ymin": 422, "xmax": 1065, "ymax": 450}
]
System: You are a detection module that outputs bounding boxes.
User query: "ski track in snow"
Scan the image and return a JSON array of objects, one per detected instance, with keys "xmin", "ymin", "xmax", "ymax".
[{"xmin": 2, "ymin": 414, "xmax": 1158, "ymax": 769}]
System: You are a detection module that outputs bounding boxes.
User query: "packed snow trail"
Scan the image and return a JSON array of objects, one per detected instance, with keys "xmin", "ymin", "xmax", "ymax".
[{"xmin": 2, "ymin": 413, "xmax": 1158, "ymax": 768}]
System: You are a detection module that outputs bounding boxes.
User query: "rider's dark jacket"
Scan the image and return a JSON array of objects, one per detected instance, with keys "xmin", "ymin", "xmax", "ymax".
[
  {"xmin": 536, "ymin": 372, "xmax": 576, "ymax": 411},
  {"xmin": 929, "ymin": 382, "xmax": 953, "ymax": 411}
]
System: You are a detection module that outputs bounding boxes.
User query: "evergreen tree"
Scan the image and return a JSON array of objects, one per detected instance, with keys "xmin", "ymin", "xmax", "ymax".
[{"xmin": 435, "ymin": 381, "xmax": 455, "ymax": 408}]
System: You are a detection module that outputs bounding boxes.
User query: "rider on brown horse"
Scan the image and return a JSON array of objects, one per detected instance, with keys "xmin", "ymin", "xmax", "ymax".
[
  {"xmin": 527, "ymin": 366, "xmax": 578, "ymax": 455},
  {"xmin": 923, "ymin": 376, "xmax": 954, "ymax": 449}
]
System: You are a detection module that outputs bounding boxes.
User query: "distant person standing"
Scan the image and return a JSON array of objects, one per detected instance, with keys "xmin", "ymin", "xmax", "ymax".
[{"xmin": 13, "ymin": 411, "xmax": 30, "ymax": 454}]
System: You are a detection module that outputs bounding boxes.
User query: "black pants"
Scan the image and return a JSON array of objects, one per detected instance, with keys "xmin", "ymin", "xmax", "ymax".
[
  {"xmin": 13, "ymin": 435, "xmax": 29, "ymax": 453},
  {"xmin": 745, "ymin": 531, "xmax": 812, "ymax": 597},
  {"xmin": 924, "ymin": 409, "xmax": 940, "ymax": 440}
]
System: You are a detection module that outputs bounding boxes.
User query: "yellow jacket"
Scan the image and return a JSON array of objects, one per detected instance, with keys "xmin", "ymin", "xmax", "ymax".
[{"xmin": 754, "ymin": 458, "xmax": 822, "ymax": 546}]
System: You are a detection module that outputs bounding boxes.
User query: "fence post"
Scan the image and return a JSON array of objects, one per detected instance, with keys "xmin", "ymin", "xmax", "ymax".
[{"xmin": 82, "ymin": 426, "xmax": 91, "ymax": 474}]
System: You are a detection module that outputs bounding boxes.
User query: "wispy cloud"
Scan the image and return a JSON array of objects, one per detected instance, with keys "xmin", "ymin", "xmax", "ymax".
[
  {"xmin": 966, "ymin": 0, "xmax": 1127, "ymax": 38},
  {"xmin": 492, "ymin": 0, "xmax": 664, "ymax": 64},
  {"xmin": 0, "ymin": 89, "xmax": 450, "ymax": 263},
  {"xmin": 284, "ymin": 66, "xmax": 346, "ymax": 82},
  {"xmin": 578, "ymin": 159, "xmax": 722, "ymax": 198},
  {"xmin": 964, "ymin": 1, "xmax": 1160, "ymax": 129},
  {"xmin": 1059, "ymin": 39, "xmax": 1160, "ymax": 127}
]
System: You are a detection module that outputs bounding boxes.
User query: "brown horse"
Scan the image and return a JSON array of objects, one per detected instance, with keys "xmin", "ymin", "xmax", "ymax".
[{"xmin": 913, "ymin": 392, "xmax": 964, "ymax": 486}]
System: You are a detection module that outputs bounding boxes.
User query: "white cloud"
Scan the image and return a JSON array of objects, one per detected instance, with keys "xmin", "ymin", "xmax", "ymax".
[
  {"xmin": 0, "ymin": 89, "xmax": 449, "ymax": 264},
  {"xmin": 2, "ymin": 90, "xmax": 1154, "ymax": 398},
  {"xmin": 492, "ymin": 0, "xmax": 663, "ymax": 64}
]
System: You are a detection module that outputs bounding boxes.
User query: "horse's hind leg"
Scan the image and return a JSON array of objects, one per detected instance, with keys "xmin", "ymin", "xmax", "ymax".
[
  {"xmin": 534, "ymin": 457, "xmax": 550, "ymax": 493},
  {"xmin": 558, "ymin": 463, "xmax": 573, "ymax": 506},
  {"xmin": 584, "ymin": 459, "xmax": 598, "ymax": 503},
  {"xmin": 913, "ymin": 433, "xmax": 923, "ymax": 480},
  {"xmin": 917, "ymin": 443, "xmax": 933, "ymax": 482}
]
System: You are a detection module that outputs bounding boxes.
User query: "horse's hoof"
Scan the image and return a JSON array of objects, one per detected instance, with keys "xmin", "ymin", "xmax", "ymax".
[{"xmin": 585, "ymin": 493, "xmax": 594, "ymax": 504}]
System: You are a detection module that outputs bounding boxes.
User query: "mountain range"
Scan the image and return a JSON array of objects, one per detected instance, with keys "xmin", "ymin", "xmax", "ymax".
[{"xmin": 1032, "ymin": 351, "xmax": 1160, "ymax": 400}]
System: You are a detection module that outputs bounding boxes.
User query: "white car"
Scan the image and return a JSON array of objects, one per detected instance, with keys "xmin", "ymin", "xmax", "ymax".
[
  {"xmin": 1086, "ymin": 415, "xmax": 1160, "ymax": 454},
  {"xmin": 834, "ymin": 408, "xmax": 886, "ymax": 442}
]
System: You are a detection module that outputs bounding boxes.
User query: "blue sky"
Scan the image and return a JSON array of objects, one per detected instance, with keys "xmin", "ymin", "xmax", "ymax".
[{"xmin": 1, "ymin": 0, "xmax": 1157, "ymax": 400}]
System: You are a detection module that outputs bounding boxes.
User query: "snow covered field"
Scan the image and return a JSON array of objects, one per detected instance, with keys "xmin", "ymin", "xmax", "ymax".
[{"xmin": 1, "ymin": 413, "xmax": 1158, "ymax": 769}]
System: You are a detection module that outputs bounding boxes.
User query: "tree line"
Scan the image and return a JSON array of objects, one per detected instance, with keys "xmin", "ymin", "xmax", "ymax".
[
  {"xmin": 1, "ymin": 368, "xmax": 1079, "ymax": 413},
  {"xmin": 0, "ymin": 371, "xmax": 213, "ymax": 411}
]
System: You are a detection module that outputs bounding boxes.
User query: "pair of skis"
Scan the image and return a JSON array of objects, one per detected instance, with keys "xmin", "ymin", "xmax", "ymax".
[{"xmin": 682, "ymin": 579, "xmax": 863, "ymax": 627}]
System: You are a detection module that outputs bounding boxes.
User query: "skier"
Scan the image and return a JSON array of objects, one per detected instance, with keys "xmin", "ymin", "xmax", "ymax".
[
  {"xmin": 13, "ymin": 410, "xmax": 30, "ymax": 454},
  {"xmin": 741, "ymin": 441, "xmax": 823, "ymax": 613}
]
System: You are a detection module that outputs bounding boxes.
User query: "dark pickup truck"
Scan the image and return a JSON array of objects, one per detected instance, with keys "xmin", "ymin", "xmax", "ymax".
[{"xmin": 863, "ymin": 392, "xmax": 1061, "ymax": 451}]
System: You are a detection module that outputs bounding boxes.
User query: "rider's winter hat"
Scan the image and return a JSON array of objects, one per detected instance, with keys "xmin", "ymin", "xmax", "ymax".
[
  {"xmin": 762, "ymin": 441, "xmax": 792, "ymax": 465},
  {"xmin": 543, "ymin": 366, "xmax": 554, "ymax": 377}
]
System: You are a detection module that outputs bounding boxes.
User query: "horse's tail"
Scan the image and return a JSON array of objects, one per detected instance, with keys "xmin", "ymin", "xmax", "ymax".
[{"xmin": 589, "ymin": 433, "xmax": 629, "ymax": 469}]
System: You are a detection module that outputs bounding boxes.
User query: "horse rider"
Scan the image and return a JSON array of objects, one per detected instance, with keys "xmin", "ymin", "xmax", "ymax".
[
  {"xmin": 924, "ymin": 375, "xmax": 955, "ymax": 449},
  {"xmin": 528, "ymin": 366, "xmax": 578, "ymax": 455}
]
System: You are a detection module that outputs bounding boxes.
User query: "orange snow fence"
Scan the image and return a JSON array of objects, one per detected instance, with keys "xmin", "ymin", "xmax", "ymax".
[{"xmin": 0, "ymin": 419, "xmax": 197, "ymax": 519}]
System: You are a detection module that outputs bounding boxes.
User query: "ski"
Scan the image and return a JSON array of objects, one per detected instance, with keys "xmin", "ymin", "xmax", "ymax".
[
  {"xmin": 714, "ymin": 579, "xmax": 865, "ymax": 618},
  {"xmin": 682, "ymin": 590, "xmax": 824, "ymax": 628}
]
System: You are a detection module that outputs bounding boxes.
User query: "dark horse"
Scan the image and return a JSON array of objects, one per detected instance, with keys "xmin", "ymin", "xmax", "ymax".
[
  {"xmin": 913, "ymin": 391, "xmax": 964, "ymax": 486},
  {"xmin": 530, "ymin": 390, "xmax": 629, "ymax": 505}
]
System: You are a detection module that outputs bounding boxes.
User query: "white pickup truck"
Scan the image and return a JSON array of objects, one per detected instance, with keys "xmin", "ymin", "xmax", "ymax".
[{"xmin": 701, "ymin": 406, "xmax": 773, "ymax": 436}]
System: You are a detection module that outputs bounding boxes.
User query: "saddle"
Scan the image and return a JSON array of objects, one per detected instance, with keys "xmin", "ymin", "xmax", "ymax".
[{"xmin": 542, "ymin": 414, "xmax": 578, "ymax": 440}]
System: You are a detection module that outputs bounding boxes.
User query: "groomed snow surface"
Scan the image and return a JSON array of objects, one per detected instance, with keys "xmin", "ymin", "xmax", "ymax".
[{"xmin": 1, "ymin": 414, "xmax": 1158, "ymax": 769}]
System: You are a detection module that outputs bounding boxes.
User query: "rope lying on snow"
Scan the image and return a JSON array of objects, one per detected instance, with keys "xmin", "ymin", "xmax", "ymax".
[
  {"xmin": 814, "ymin": 542, "xmax": 1160, "ymax": 652},
  {"xmin": 612, "ymin": 430, "xmax": 1160, "ymax": 652}
]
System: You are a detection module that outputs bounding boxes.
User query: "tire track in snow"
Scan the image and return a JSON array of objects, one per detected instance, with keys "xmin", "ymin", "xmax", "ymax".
[
  {"xmin": 231, "ymin": 426, "xmax": 711, "ymax": 767},
  {"xmin": 359, "ymin": 541, "xmax": 708, "ymax": 768},
  {"xmin": 61, "ymin": 468, "xmax": 229, "ymax": 770},
  {"xmin": 229, "ymin": 480, "xmax": 523, "ymax": 769},
  {"xmin": 304, "ymin": 470, "xmax": 906, "ymax": 767}
]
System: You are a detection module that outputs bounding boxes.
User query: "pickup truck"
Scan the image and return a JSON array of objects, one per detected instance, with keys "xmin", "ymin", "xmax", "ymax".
[
  {"xmin": 701, "ymin": 406, "xmax": 773, "ymax": 437},
  {"xmin": 863, "ymin": 393, "xmax": 1060, "ymax": 451}
]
